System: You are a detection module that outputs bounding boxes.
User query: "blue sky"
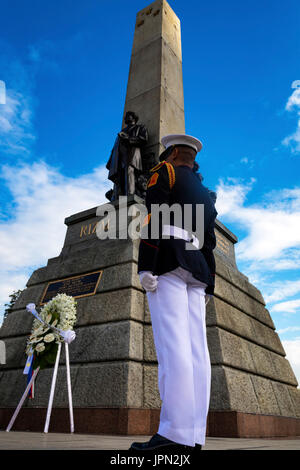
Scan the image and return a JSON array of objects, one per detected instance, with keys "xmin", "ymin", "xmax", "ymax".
[{"xmin": 0, "ymin": 0, "xmax": 300, "ymax": 383}]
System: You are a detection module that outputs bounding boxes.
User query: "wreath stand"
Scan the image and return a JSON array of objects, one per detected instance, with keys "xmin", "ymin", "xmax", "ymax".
[{"xmin": 6, "ymin": 340, "xmax": 74, "ymax": 433}]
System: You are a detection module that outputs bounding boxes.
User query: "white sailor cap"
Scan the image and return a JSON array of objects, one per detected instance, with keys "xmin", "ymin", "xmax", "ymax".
[{"xmin": 161, "ymin": 134, "xmax": 203, "ymax": 153}]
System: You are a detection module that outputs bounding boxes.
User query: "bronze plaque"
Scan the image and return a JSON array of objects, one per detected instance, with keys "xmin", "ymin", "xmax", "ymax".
[{"xmin": 40, "ymin": 270, "xmax": 103, "ymax": 305}]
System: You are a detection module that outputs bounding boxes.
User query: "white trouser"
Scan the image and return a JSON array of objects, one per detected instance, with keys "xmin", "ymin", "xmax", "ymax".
[{"xmin": 146, "ymin": 266, "xmax": 211, "ymax": 447}]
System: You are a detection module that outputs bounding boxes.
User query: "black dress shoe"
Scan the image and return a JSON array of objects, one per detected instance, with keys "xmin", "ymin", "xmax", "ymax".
[
  {"xmin": 194, "ymin": 444, "xmax": 202, "ymax": 451},
  {"xmin": 129, "ymin": 433, "xmax": 192, "ymax": 451}
]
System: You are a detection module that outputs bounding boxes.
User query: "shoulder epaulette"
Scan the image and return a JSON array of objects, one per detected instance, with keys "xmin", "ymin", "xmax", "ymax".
[
  {"xmin": 150, "ymin": 161, "xmax": 166, "ymax": 172},
  {"xmin": 149, "ymin": 160, "xmax": 175, "ymax": 189},
  {"xmin": 165, "ymin": 161, "xmax": 176, "ymax": 189}
]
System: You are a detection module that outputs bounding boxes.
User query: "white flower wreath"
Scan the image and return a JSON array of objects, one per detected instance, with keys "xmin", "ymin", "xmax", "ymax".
[{"xmin": 26, "ymin": 293, "xmax": 77, "ymax": 369}]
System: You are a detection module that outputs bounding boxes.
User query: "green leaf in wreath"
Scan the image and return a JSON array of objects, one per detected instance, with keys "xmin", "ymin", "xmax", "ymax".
[{"xmin": 46, "ymin": 344, "xmax": 59, "ymax": 364}]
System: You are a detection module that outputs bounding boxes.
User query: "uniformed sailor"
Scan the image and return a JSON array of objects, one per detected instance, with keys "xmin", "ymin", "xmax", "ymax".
[{"xmin": 129, "ymin": 134, "xmax": 217, "ymax": 452}]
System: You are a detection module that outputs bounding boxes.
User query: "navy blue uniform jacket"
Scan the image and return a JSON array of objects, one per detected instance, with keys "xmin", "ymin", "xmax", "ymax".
[{"xmin": 137, "ymin": 161, "xmax": 218, "ymax": 295}]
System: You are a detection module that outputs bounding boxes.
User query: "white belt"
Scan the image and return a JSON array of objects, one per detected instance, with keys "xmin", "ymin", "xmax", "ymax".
[{"xmin": 162, "ymin": 224, "xmax": 200, "ymax": 249}]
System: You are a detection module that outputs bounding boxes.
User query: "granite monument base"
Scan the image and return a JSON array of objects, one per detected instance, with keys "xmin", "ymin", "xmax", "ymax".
[
  {"xmin": 1, "ymin": 408, "xmax": 300, "ymax": 438},
  {"xmin": 1, "ymin": 196, "xmax": 300, "ymax": 437}
]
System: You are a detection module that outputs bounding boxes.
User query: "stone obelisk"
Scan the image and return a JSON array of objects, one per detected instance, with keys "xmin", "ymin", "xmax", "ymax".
[
  {"xmin": 0, "ymin": 0, "xmax": 300, "ymax": 438},
  {"xmin": 123, "ymin": 0, "xmax": 185, "ymax": 162}
]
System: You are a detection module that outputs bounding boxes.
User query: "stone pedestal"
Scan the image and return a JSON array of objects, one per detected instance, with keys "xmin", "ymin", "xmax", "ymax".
[
  {"xmin": 207, "ymin": 222, "xmax": 300, "ymax": 436},
  {"xmin": 0, "ymin": 197, "xmax": 148, "ymax": 434},
  {"xmin": 0, "ymin": 197, "xmax": 300, "ymax": 437}
]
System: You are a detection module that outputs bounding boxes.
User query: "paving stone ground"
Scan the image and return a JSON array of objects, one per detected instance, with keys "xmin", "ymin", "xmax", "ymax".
[{"xmin": 0, "ymin": 431, "xmax": 299, "ymax": 450}]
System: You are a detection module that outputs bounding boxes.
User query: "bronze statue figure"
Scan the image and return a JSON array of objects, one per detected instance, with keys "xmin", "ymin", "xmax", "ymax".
[{"xmin": 106, "ymin": 111, "xmax": 148, "ymax": 200}]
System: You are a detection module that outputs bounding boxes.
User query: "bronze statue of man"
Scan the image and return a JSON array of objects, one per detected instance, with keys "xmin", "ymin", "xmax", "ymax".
[{"xmin": 106, "ymin": 111, "xmax": 148, "ymax": 200}]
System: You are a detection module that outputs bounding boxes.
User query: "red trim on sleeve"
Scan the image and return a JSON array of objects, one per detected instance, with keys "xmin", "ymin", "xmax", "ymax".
[{"xmin": 141, "ymin": 239, "xmax": 159, "ymax": 249}]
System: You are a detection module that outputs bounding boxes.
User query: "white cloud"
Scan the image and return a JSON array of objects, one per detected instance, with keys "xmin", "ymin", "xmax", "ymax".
[
  {"xmin": 282, "ymin": 87, "xmax": 300, "ymax": 153},
  {"xmin": 277, "ymin": 326, "xmax": 300, "ymax": 334},
  {"xmin": 216, "ymin": 179, "xmax": 300, "ymax": 262},
  {"xmin": 0, "ymin": 80, "xmax": 5, "ymax": 104},
  {"xmin": 216, "ymin": 177, "xmax": 300, "ymax": 386},
  {"xmin": 240, "ymin": 156, "xmax": 254, "ymax": 167},
  {"xmin": 215, "ymin": 177, "xmax": 256, "ymax": 218},
  {"xmin": 264, "ymin": 280, "xmax": 300, "ymax": 303},
  {"xmin": 0, "ymin": 272, "xmax": 29, "ymax": 311},
  {"xmin": 216, "ymin": 178, "xmax": 300, "ymax": 340},
  {"xmin": 0, "ymin": 88, "xmax": 35, "ymax": 155},
  {"xmin": 282, "ymin": 121, "xmax": 300, "ymax": 153},
  {"xmin": 242, "ymin": 249, "xmax": 300, "ymax": 274},
  {"xmin": 0, "ymin": 161, "xmax": 111, "ymax": 323},
  {"xmin": 0, "ymin": 37, "xmax": 62, "ymax": 158},
  {"xmin": 282, "ymin": 337, "xmax": 300, "ymax": 387},
  {"xmin": 271, "ymin": 299, "xmax": 300, "ymax": 314},
  {"xmin": 286, "ymin": 87, "xmax": 300, "ymax": 111},
  {"xmin": 0, "ymin": 47, "xmax": 114, "ymax": 325},
  {"xmin": 291, "ymin": 80, "xmax": 300, "ymax": 89}
]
